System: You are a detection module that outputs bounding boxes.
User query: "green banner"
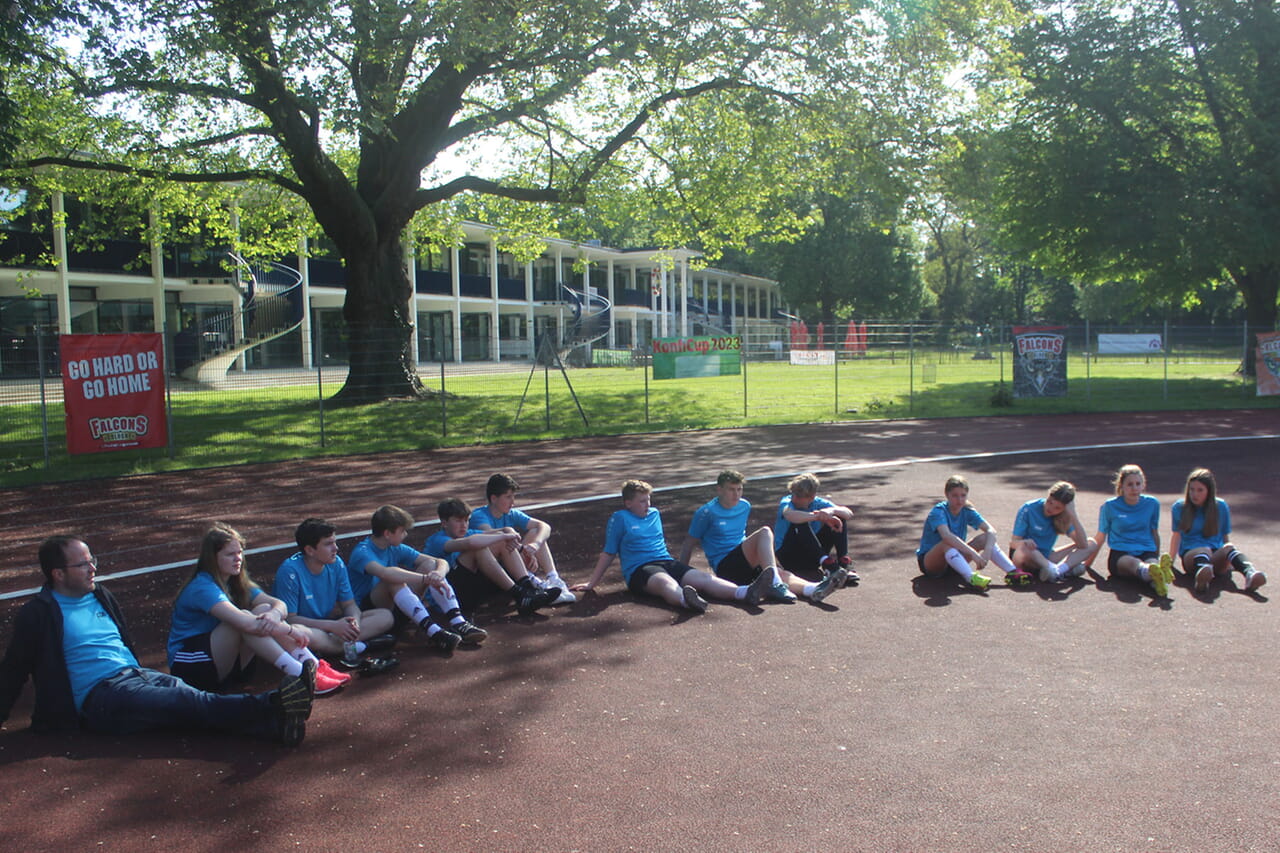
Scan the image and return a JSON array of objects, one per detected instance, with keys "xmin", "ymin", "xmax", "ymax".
[{"xmin": 652, "ymin": 335, "xmax": 741, "ymax": 379}]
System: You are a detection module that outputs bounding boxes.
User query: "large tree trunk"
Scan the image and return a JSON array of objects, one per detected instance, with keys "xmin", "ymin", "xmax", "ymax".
[
  {"xmin": 332, "ymin": 236, "xmax": 425, "ymax": 404},
  {"xmin": 1235, "ymin": 263, "xmax": 1280, "ymax": 379}
]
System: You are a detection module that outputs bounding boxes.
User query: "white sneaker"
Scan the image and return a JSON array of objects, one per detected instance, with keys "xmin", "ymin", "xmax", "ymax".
[
  {"xmin": 546, "ymin": 575, "xmax": 576, "ymax": 605},
  {"xmin": 1038, "ymin": 563, "xmax": 1060, "ymax": 583}
]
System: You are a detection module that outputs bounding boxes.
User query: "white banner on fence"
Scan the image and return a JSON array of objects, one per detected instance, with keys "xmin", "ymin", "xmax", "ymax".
[
  {"xmin": 1098, "ymin": 333, "xmax": 1163, "ymax": 354},
  {"xmin": 790, "ymin": 350, "xmax": 836, "ymax": 366}
]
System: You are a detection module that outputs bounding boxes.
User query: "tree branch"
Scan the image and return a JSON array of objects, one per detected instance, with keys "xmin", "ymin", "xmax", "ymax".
[{"xmin": 9, "ymin": 155, "xmax": 303, "ymax": 193}]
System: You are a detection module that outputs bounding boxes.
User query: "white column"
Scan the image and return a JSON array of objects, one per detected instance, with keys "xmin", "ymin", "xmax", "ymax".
[
  {"xmin": 606, "ymin": 258, "xmax": 616, "ymax": 348},
  {"xmin": 451, "ymin": 245, "xmax": 462, "ymax": 363},
  {"xmin": 298, "ymin": 235, "xmax": 313, "ymax": 369},
  {"xmin": 51, "ymin": 192, "xmax": 72, "ymax": 333},
  {"xmin": 404, "ymin": 227, "xmax": 419, "ymax": 365},
  {"xmin": 679, "ymin": 259, "xmax": 689, "ymax": 337},
  {"xmin": 489, "ymin": 239, "xmax": 500, "ymax": 360}
]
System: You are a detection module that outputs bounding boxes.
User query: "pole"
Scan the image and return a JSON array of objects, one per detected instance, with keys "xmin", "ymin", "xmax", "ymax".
[
  {"xmin": 316, "ymin": 318, "xmax": 326, "ymax": 448},
  {"xmin": 37, "ymin": 327, "xmax": 50, "ymax": 469},
  {"xmin": 908, "ymin": 323, "xmax": 915, "ymax": 414},
  {"xmin": 1163, "ymin": 319, "xmax": 1169, "ymax": 400},
  {"xmin": 440, "ymin": 359, "xmax": 447, "ymax": 437}
]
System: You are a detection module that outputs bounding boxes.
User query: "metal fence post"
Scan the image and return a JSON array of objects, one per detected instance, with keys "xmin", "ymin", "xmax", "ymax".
[
  {"xmin": 440, "ymin": 359, "xmax": 447, "ymax": 437},
  {"xmin": 741, "ymin": 337, "xmax": 748, "ymax": 419},
  {"xmin": 162, "ymin": 319, "xmax": 175, "ymax": 459},
  {"xmin": 1163, "ymin": 319, "xmax": 1169, "ymax": 400},
  {"xmin": 908, "ymin": 323, "xmax": 915, "ymax": 414},
  {"xmin": 316, "ymin": 319, "xmax": 326, "ymax": 448},
  {"xmin": 1085, "ymin": 319, "xmax": 1091, "ymax": 400},
  {"xmin": 37, "ymin": 327, "xmax": 51, "ymax": 470}
]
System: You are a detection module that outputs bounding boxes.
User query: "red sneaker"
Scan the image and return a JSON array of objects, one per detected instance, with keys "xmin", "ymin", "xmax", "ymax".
[{"xmin": 316, "ymin": 658, "xmax": 352, "ymax": 691}]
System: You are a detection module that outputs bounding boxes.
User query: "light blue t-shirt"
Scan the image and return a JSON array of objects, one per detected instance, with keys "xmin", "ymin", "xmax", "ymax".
[
  {"xmin": 347, "ymin": 536, "xmax": 426, "ymax": 603},
  {"xmin": 272, "ymin": 552, "xmax": 354, "ymax": 620},
  {"xmin": 604, "ymin": 508, "xmax": 672, "ymax": 582},
  {"xmin": 687, "ymin": 498, "xmax": 751, "ymax": 570},
  {"xmin": 1170, "ymin": 498, "xmax": 1231, "ymax": 554},
  {"xmin": 167, "ymin": 572, "xmax": 262, "ymax": 666},
  {"xmin": 423, "ymin": 529, "xmax": 469, "ymax": 570},
  {"xmin": 470, "ymin": 505, "xmax": 533, "ymax": 534},
  {"xmin": 1098, "ymin": 495, "xmax": 1161, "ymax": 553},
  {"xmin": 773, "ymin": 494, "xmax": 836, "ymax": 543},
  {"xmin": 54, "ymin": 591, "xmax": 138, "ymax": 711},
  {"xmin": 917, "ymin": 502, "xmax": 987, "ymax": 557},
  {"xmin": 1012, "ymin": 498, "xmax": 1074, "ymax": 556}
]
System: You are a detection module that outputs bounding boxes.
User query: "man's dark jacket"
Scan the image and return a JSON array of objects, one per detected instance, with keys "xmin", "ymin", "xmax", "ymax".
[{"xmin": 0, "ymin": 584, "xmax": 136, "ymax": 732}]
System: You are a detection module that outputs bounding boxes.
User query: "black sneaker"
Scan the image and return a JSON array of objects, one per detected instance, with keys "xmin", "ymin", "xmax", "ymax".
[
  {"xmin": 300, "ymin": 658, "xmax": 317, "ymax": 707},
  {"xmin": 363, "ymin": 633, "xmax": 397, "ymax": 654},
  {"xmin": 744, "ymin": 569, "xmax": 774, "ymax": 606},
  {"xmin": 452, "ymin": 621, "xmax": 488, "ymax": 645},
  {"xmin": 272, "ymin": 671, "xmax": 313, "ymax": 747},
  {"xmin": 430, "ymin": 627, "xmax": 462, "ymax": 652}
]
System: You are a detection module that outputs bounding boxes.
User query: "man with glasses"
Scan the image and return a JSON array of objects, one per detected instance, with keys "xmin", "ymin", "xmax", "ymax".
[{"xmin": 0, "ymin": 536, "xmax": 314, "ymax": 746}]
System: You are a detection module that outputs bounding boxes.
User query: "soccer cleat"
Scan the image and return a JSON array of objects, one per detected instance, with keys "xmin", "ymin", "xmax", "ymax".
[
  {"xmin": 430, "ymin": 627, "xmax": 463, "ymax": 652},
  {"xmin": 1244, "ymin": 566, "xmax": 1267, "ymax": 591},
  {"xmin": 363, "ymin": 633, "xmax": 397, "ymax": 654},
  {"xmin": 1005, "ymin": 568, "xmax": 1034, "ymax": 586},
  {"xmin": 682, "ymin": 584, "xmax": 709, "ymax": 613},
  {"xmin": 744, "ymin": 569, "xmax": 775, "ymax": 606},
  {"xmin": 1193, "ymin": 563, "xmax": 1214, "ymax": 593},
  {"xmin": 451, "ymin": 620, "xmax": 488, "ymax": 644},
  {"xmin": 810, "ymin": 567, "xmax": 848, "ymax": 603},
  {"xmin": 1037, "ymin": 562, "xmax": 1060, "ymax": 583},
  {"xmin": 316, "ymin": 658, "xmax": 352, "ymax": 689},
  {"xmin": 272, "ymin": 671, "xmax": 313, "ymax": 747},
  {"xmin": 768, "ymin": 581, "xmax": 798, "ymax": 603},
  {"xmin": 299, "ymin": 658, "xmax": 317, "ymax": 704},
  {"xmin": 1150, "ymin": 554, "xmax": 1175, "ymax": 598},
  {"xmin": 968, "ymin": 572, "xmax": 992, "ymax": 590}
]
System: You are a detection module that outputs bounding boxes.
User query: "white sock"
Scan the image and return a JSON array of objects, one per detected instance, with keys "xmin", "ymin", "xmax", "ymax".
[
  {"xmin": 353, "ymin": 641, "xmax": 367, "ymax": 654},
  {"xmin": 428, "ymin": 582, "xmax": 462, "ymax": 613},
  {"xmin": 734, "ymin": 585, "xmax": 748, "ymax": 600},
  {"xmin": 989, "ymin": 545, "xmax": 1016, "ymax": 573},
  {"xmin": 802, "ymin": 582, "xmax": 818, "ymax": 598},
  {"xmin": 1138, "ymin": 564, "xmax": 1151, "ymax": 582},
  {"xmin": 290, "ymin": 646, "xmax": 319, "ymax": 664},
  {"xmin": 945, "ymin": 548, "xmax": 974, "ymax": 579},
  {"xmin": 1056, "ymin": 562, "xmax": 1069, "ymax": 577},
  {"xmin": 274, "ymin": 651, "xmax": 303, "ymax": 676},
  {"xmin": 393, "ymin": 584, "xmax": 431, "ymax": 624},
  {"xmin": 767, "ymin": 566, "xmax": 782, "ymax": 584}
]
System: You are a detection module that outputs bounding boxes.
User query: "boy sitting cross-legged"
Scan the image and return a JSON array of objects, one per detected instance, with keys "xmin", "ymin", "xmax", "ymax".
[
  {"xmin": 424, "ymin": 499, "xmax": 559, "ymax": 618},
  {"xmin": 346, "ymin": 505, "xmax": 488, "ymax": 652}
]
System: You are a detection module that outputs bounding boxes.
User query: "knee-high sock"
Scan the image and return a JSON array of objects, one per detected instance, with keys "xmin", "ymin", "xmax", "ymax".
[
  {"xmin": 393, "ymin": 584, "xmax": 431, "ymax": 624},
  {"xmin": 945, "ymin": 548, "xmax": 973, "ymax": 579}
]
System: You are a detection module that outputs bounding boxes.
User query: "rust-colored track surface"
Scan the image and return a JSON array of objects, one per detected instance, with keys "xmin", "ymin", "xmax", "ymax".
[{"xmin": 1, "ymin": 410, "xmax": 1277, "ymax": 851}]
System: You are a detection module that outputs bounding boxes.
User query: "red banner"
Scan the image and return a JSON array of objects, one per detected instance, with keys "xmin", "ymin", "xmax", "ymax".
[
  {"xmin": 1257, "ymin": 330, "xmax": 1280, "ymax": 396},
  {"xmin": 61, "ymin": 333, "xmax": 168, "ymax": 455}
]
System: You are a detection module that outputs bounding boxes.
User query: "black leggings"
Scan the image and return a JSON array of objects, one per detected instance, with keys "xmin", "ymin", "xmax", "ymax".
[{"xmin": 775, "ymin": 523, "xmax": 848, "ymax": 579}]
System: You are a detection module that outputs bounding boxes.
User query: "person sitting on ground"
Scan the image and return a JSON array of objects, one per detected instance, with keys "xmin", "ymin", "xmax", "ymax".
[
  {"xmin": 1168, "ymin": 467, "xmax": 1266, "ymax": 594},
  {"xmin": 346, "ymin": 505, "xmax": 487, "ymax": 652},
  {"xmin": 773, "ymin": 472, "xmax": 858, "ymax": 586},
  {"xmin": 169, "ymin": 523, "xmax": 348, "ymax": 696},
  {"xmin": 469, "ymin": 473, "xmax": 574, "ymax": 604},
  {"xmin": 680, "ymin": 469, "xmax": 846, "ymax": 604},
  {"xmin": 424, "ymin": 498, "xmax": 559, "ymax": 618},
  {"xmin": 573, "ymin": 479, "xmax": 774, "ymax": 612},
  {"xmin": 1008, "ymin": 481, "xmax": 1099, "ymax": 584},
  {"xmin": 916, "ymin": 474, "xmax": 1022, "ymax": 590},
  {"xmin": 0, "ymin": 536, "xmax": 312, "ymax": 746},
  {"xmin": 1094, "ymin": 464, "xmax": 1174, "ymax": 598},
  {"xmin": 273, "ymin": 518, "xmax": 397, "ymax": 671}
]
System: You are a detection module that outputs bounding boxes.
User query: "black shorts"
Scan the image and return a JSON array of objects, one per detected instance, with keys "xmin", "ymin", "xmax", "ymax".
[
  {"xmin": 1107, "ymin": 550, "xmax": 1157, "ymax": 575},
  {"xmin": 169, "ymin": 632, "xmax": 254, "ymax": 691},
  {"xmin": 713, "ymin": 545, "xmax": 757, "ymax": 586},
  {"xmin": 626, "ymin": 559, "xmax": 695, "ymax": 595},
  {"xmin": 446, "ymin": 563, "xmax": 502, "ymax": 613}
]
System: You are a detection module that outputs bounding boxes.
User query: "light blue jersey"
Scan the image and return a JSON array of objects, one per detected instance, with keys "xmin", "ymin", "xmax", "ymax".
[
  {"xmin": 347, "ymin": 537, "xmax": 425, "ymax": 603},
  {"xmin": 917, "ymin": 502, "xmax": 987, "ymax": 558},
  {"xmin": 272, "ymin": 552, "xmax": 354, "ymax": 620},
  {"xmin": 687, "ymin": 498, "xmax": 751, "ymax": 570},
  {"xmin": 773, "ymin": 494, "xmax": 835, "ymax": 543},
  {"xmin": 1170, "ymin": 498, "xmax": 1231, "ymax": 554},
  {"xmin": 470, "ymin": 505, "xmax": 532, "ymax": 534},
  {"xmin": 604, "ymin": 508, "xmax": 672, "ymax": 583},
  {"xmin": 423, "ymin": 529, "xmax": 470, "ymax": 570},
  {"xmin": 167, "ymin": 572, "xmax": 262, "ymax": 666},
  {"xmin": 54, "ymin": 591, "xmax": 138, "ymax": 711},
  {"xmin": 1098, "ymin": 495, "xmax": 1160, "ymax": 553},
  {"xmin": 1012, "ymin": 498, "xmax": 1074, "ymax": 556}
]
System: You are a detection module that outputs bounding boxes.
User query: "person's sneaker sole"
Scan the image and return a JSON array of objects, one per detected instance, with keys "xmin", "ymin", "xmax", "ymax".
[
  {"xmin": 1006, "ymin": 570, "xmax": 1033, "ymax": 586},
  {"xmin": 682, "ymin": 584, "xmax": 708, "ymax": 613},
  {"xmin": 1194, "ymin": 564, "xmax": 1214, "ymax": 593},
  {"xmin": 1246, "ymin": 570, "xmax": 1267, "ymax": 591},
  {"xmin": 744, "ymin": 569, "xmax": 775, "ymax": 606},
  {"xmin": 551, "ymin": 588, "xmax": 577, "ymax": 605},
  {"xmin": 811, "ymin": 567, "xmax": 848, "ymax": 603},
  {"xmin": 300, "ymin": 658, "xmax": 317, "ymax": 707}
]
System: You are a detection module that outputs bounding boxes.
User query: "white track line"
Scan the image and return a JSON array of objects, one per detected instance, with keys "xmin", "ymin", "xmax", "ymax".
[{"xmin": 5, "ymin": 432, "xmax": 1276, "ymax": 601}]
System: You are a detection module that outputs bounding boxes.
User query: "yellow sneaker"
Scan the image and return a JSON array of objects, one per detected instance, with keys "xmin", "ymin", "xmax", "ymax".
[
  {"xmin": 1150, "ymin": 554, "xmax": 1175, "ymax": 598},
  {"xmin": 969, "ymin": 572, "xmax": 992, "ymax": 590}
]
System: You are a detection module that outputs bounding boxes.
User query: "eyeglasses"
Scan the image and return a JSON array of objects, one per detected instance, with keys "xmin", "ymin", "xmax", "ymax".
[{"xmin": 62, "ymin": 557, "xmax": 98, "ymax": 571}]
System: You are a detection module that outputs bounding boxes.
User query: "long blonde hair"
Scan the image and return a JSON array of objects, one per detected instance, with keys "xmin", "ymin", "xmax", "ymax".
[{"xmin": 1046, "ymin": 481, "xmax": 1076, "ymax": 534}]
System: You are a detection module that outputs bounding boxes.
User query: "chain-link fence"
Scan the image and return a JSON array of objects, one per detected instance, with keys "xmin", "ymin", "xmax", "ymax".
[{"xmin": 1, "ymin": 321, "xmax": 1269, "ymax": 485}]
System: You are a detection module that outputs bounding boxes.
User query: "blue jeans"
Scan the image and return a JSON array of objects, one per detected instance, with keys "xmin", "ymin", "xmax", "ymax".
[{"xmin": 80, "ymin": 667, "xmax": 275, "ymax": 739}]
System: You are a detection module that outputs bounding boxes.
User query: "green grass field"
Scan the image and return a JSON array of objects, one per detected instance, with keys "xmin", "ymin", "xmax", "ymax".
[{"xmin": 0, "ymin": 351, "xmax": 1269, "ymax": 487}]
